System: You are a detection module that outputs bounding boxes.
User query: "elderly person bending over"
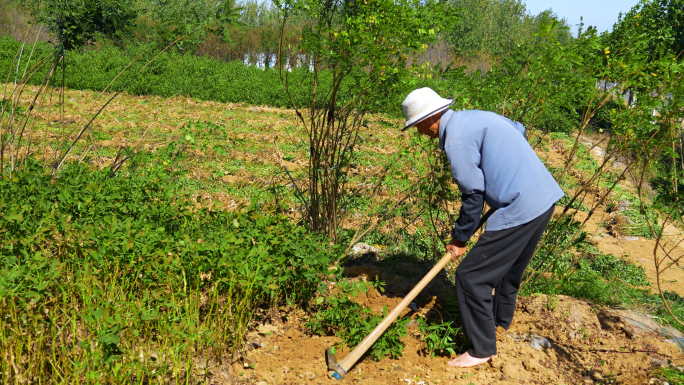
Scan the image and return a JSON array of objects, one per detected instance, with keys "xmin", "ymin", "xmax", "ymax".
[{"xmin": 401, "ymin": 87, "xmax": 563, "ymax": 368}]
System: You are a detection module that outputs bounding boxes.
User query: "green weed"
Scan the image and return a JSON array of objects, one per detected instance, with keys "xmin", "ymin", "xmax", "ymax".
[
  {"xmin": 610, "ymin": 186, "xmax": 659, "ymax": 238},
  {"xmin": 0, "ymin": 158, "xmax": 339, "ymax": 382},
  {"xmin": 652, "ymin": 366, "xmax": 684, "ymax": 384},
  {"xmin": 307, "ymin": 279, "xmax": 409, "ymax": 361},
  {"xmin": 417, "ymin": 319, "xmax": 463, "ymax": 357},
  {"xmin": 584, "ymin": 254, "xmax": 649, "ymax": 286}
]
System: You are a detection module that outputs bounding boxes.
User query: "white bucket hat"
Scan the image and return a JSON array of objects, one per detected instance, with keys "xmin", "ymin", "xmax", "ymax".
[{"xmin": 401, "ymin": 87, "xmax": 454, "ymax": 131}]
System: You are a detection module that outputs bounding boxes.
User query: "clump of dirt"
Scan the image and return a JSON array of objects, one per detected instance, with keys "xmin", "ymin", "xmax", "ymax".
[{"xmin": 230, "ymin": 289, "xmax": 683, "ymax": 385}]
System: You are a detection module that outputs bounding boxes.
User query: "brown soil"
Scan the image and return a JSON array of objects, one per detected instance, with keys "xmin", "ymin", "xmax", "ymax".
[{"xmin": 231, "ymin": 290, "xmax": 682, "ymax": 385}]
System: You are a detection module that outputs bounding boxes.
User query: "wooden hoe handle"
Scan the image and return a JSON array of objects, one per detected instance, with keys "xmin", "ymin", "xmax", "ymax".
[
  {"xmin": 327, "ymin": 207, "xmax": 495, "ymax": 380},
  {"xmin": 327, "ymin": 251, "xmax": 454, "ymax": 379}
]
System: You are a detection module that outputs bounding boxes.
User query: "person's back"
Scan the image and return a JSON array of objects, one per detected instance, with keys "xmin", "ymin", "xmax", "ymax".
[{"xmin": 439, "ymin": 109, "xmax": 563, "ymax": 231}]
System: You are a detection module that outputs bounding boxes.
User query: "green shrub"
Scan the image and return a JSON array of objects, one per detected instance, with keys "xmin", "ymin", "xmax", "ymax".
[
  {"xmin": 585, "ymin": 253, "xmax": 649, "ymax": 286},
  {"xmin": 307, "ymin": 279, "xmax": 410, "ymax": 360},
  {"xmin": 0, "ymin": 157, "xmax": 339, "ymax": 382},
  {"xmin": 417, "ymin": 319, "xmax": 463, "ymax": 358},
  {"xmin": 0, "ymin": 33, "xmax": 595, "ymax": 130},
  {"xmin": 0, "ymin": 35, "xmax": 335, "ymax": 108}
]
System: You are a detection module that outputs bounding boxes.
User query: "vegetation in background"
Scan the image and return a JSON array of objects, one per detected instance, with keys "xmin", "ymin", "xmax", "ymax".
[
  {"xmin": 18, "ymin": 0, "xmax": 137, "ymax": 50},
  {"xmin": 607, "ymin": 0, "xmax": 684, "ymax": 63},
  {"xmin": 446, "ymin": 0, "xmax": 571, "ymax": 60}
]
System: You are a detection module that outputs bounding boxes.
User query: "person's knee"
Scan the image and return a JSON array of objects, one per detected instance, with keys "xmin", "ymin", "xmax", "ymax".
[{"xmin": 500, "ymin": 276, "xmax": 522, "ymax": 293}]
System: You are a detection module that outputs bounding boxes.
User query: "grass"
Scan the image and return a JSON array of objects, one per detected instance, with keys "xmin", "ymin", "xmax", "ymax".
[
  {"xmin": 654, "ymin": 367, "xmax": 684, "ymax": 384},
  {"xmin": 609, "ymin": 185, "xmax": 659, "ymax": 238},
  {"xmin": 0, "ymin": 159, "xmax": 339, "ymax": 383},
  {"xmin": 4, "ymin": 84, "xmax": 417, "ymax": 209}
]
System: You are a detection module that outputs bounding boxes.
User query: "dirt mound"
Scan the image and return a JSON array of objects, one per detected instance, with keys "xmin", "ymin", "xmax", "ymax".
[{"xmin": 231, "ymin": 292, "xmax": 683, "ymax": 384}]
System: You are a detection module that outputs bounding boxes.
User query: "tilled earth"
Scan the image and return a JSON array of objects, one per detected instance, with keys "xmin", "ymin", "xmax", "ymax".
[{"xmin": 230, "ymin": 291, "xmax": 683, "ymax": 385}]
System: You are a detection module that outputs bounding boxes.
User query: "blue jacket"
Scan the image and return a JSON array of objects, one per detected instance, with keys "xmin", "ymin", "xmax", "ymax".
[{"xmin": 438, "ymin": 109, "xmax": 563, "ymax": 240}]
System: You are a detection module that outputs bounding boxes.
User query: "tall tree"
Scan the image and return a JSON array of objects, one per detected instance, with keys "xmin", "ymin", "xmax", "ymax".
[
  {"xmin": 445, "ymin": 0, "xmax": 570, "ymax": 59},
  {"xmin": 275, "ymin": 0, "xmax": 455, "ymax": 241},
  {"xmin": 20, "ymin": 0, "xmax": 137, "ymax": 51},
  {"xmin": 608, "ymin": 0, "xmax": 684, "ymax": 62}
]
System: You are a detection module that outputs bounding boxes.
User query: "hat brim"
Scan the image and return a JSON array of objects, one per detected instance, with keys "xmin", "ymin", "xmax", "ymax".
[{"xmin": 401, "ymin": 98, "xmax": 454, "ymax": 132}]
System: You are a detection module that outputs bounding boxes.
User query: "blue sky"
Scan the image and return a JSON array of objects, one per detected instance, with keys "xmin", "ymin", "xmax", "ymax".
[{"xmin": 523, "ymin": 0, "xmax": 641, "ymax": 35}]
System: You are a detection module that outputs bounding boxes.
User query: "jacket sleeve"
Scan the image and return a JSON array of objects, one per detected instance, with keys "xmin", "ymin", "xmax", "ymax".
[
  {"xmin": 444, "ymin": 142, "xmax": 486, "ymax": 242},
  {"xmin": 451, "ymin": 191, "xmax": 485, "ymax": 242}
]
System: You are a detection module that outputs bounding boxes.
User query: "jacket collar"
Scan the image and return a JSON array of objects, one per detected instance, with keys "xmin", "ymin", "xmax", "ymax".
[{"xmin": 438, "ymin": 109, "xmax": 454, "ymax": 151}]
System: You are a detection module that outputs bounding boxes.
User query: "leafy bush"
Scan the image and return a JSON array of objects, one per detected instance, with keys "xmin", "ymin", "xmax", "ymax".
[
  {"xmin": 307, "ymin": 279, "xmax": 410, "ymax": 360},
  {"xmin": 417, "ymin": 319, "xmax": 462, "ymax": 358},
  {"xmin": 526, "ymin": 214, "xmax": 591, "ymax": 278},
  {"xmin": 0, "ymin": 157, "xmax": 339, "ymax": 382},
  {"xmin": 0, "ymin": 34, "xmax": 338, "ymax": 108},
  {"xmin": 585, "ymin": 253, "xmax": 649, "ymax": 286},
  {"xmin": 0, "ymin": 32, "xmax": 597, "ymax": 133},
  {"xmin": 523, "ymin": 217, "xmax": 682, "ymax": 333}
]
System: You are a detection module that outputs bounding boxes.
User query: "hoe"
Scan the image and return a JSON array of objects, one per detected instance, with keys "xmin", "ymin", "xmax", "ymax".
[{"xmin": 326, "ymin": 208, "xmax": 495, "ymax": 380}]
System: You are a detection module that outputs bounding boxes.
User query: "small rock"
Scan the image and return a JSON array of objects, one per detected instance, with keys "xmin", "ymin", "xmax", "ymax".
[
  {"xmin": 590, "ymin": 146, "xmax": 606, "ymax": 159},
  {"xmin": 349, "ymin": 243, "xmax": 382, "ymax": 256},
  {"xmin": 591, "ymin": 370, "xmax": 603, "ymax": 381},
  {"xmin": 257, "ymin": 324, "xmax": 279, "ymax": 336},
  {"xmin": 618, "ymin": 236, "xmax": 639, "ymax": 241},
  {"xmin": 618, "ymin": 200, "xmax": 631, "ymax": 211},
  {"xmin": 284, "ymin": 328, "xmax": 301, "ymax": 339},
  {"xmin": 522, "ymin": 358, "xmax": 541, "ymax": 372},
  {"xmin": 667, "ymin": 337, "xmax": 684, "ymax": 352},
  {"xmin": 529, "ymin": 335, "xmax": 552, "ymax": 350},
  {"xmin": 650, "ymin": 357, "xmax": 668, "ymax": 368},
  {"xmin": 490, "ymin": 355, "xmax": 504, "ymax": 369}
]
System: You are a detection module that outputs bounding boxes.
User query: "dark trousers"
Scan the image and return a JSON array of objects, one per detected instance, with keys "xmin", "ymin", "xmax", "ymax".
[{"xmin": 455, "ymin": 205, "xmax": 555, "ymax": 358}]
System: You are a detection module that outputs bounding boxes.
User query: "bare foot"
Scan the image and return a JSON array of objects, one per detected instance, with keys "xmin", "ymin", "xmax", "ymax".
[{"xmin": 447, "ymin": 352, "xmax": 491, "ymax": 368}]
